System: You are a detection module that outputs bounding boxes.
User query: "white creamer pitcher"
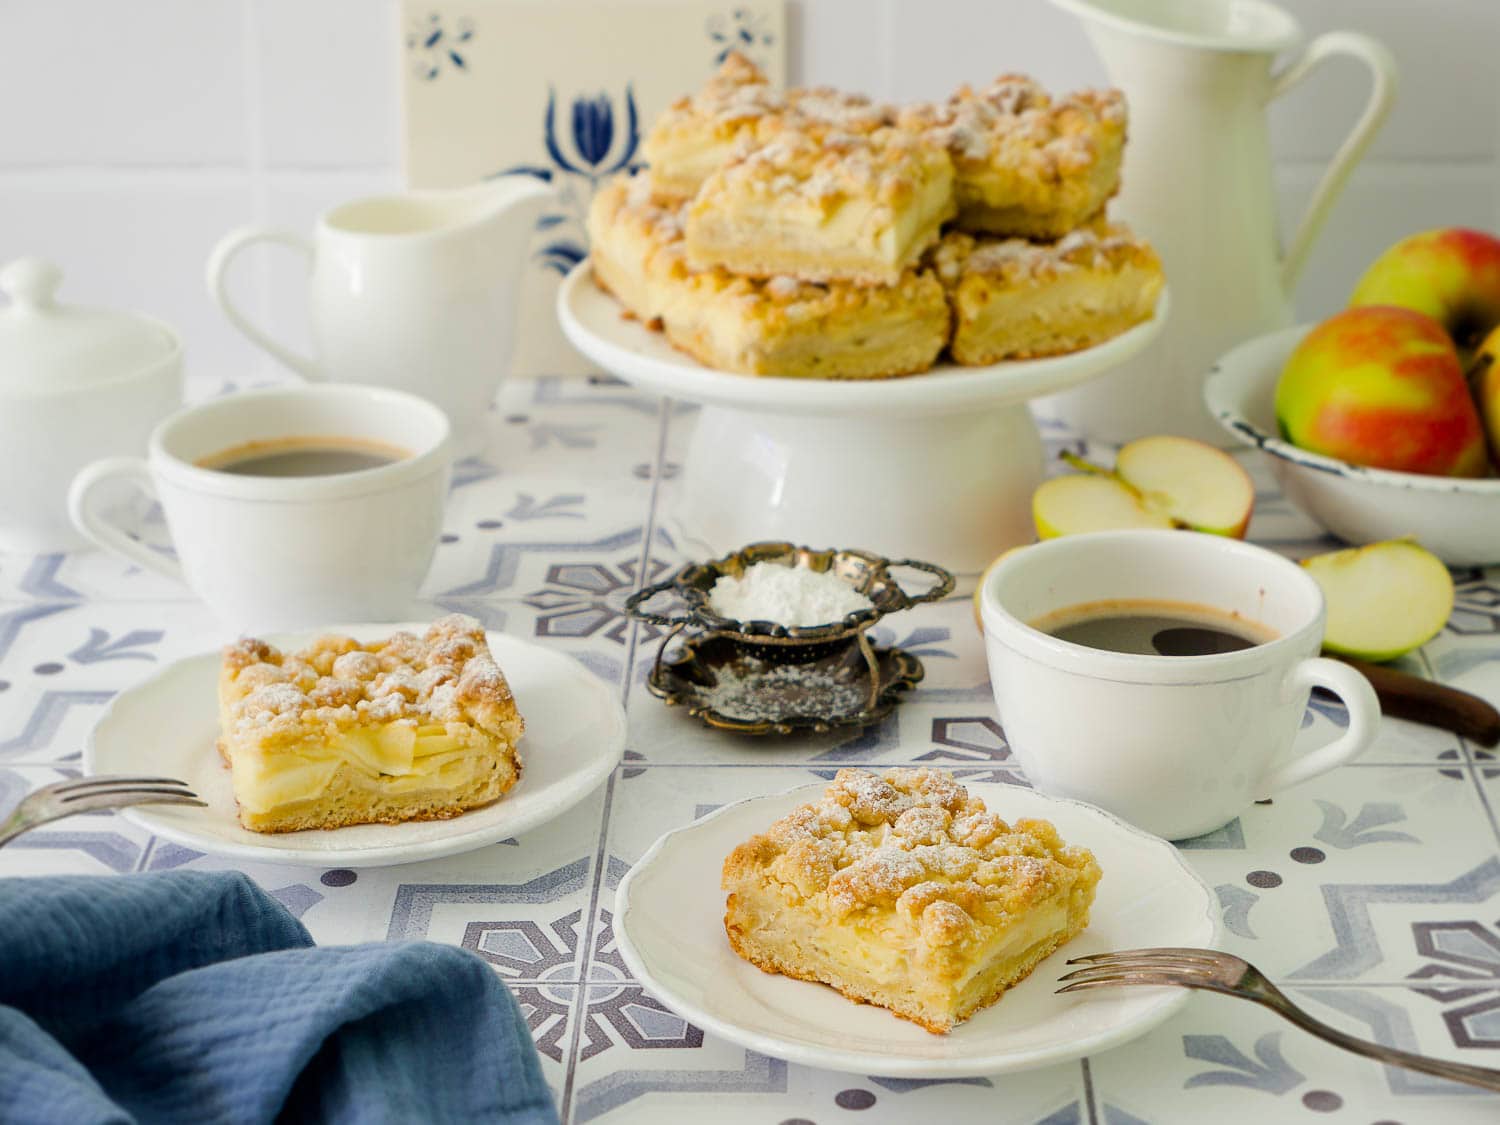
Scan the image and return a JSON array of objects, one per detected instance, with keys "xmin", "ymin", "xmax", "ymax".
[
  {"xmin": 208, "ymin": 177, "xmax": 552, "ymax": 456},
  {"xmin": 1041, "ymin": 0, "xmax": 1397, "ymax": 444}
]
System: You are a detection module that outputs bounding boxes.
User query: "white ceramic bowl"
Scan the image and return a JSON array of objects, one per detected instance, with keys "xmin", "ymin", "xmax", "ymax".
[{"xmin": 1203, "ymin": 324, "xmax": 1500, "ymax": 566}]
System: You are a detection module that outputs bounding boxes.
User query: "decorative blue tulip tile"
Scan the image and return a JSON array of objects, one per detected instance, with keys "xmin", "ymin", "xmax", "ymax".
[
  {"xmin": 401, "ymin": 0, "xmax": 785, "ymax": 378},
  {"xmin": 1088, "ymin": 980, "xmax": 1500, "ymax": 1122}
]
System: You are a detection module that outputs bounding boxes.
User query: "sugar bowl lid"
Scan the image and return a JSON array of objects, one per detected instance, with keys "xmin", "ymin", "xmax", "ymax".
[{"xmin": 0, "ymin": 257, "xmax": 180, "ymax": 395}]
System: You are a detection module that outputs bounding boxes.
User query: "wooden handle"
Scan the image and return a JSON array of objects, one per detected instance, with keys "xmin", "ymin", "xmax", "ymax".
[{"xmin": 1333, "ymin": 655, "xmax": 1500, "ymax": 747}]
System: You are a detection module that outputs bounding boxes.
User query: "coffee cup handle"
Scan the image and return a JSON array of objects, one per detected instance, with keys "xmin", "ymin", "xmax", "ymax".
[
  {"xmin": 205, "ymin": 226, "xmax": 322, "ymax": 380},
  {"xmin": 68, "ymin": 458, "xmax": 186, "ymax": 584},
  {"xmin": 1258, "ymin": 657, "xmax": 1381, "ymax": 796}
]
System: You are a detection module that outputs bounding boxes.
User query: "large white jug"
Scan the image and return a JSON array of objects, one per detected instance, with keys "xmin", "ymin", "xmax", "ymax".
[
  {"xmin": 1041, "ymin": 0, "xmax": 1396, "ymax": 444},
  {"xmin": 208, "ymin": 177, "xmax": 552, "ymax": 457}
]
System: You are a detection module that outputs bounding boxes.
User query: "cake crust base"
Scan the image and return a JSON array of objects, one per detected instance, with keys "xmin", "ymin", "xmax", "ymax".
[{"xmin": 725, "ymin": 893, "xmax": 1077, "ymax": 1035}]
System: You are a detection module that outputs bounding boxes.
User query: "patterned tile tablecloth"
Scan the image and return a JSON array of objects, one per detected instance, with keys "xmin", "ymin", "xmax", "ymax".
[{"xmin": 4, "ymin": 374, "xmax": 1500, "ymax": 1124}]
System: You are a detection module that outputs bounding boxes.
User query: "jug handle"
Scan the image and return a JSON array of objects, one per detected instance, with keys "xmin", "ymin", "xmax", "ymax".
[
  {"xmin": 1269, "ymin": 32, "xmax": 1398, "ymax": 294},
  {"xmin": 205, "ymin": 226, "xmax": 322, "ymax": 380}
]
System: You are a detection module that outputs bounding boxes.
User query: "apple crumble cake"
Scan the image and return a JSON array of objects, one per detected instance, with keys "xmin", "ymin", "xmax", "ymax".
[
  {"xmin": 723, "ymin": 768, "xmax": 1101, "ymax": 1033},
  {"xmin": 932, "ymin": 224, "xmax": 1164, "ymax": 363},
  {"xmin": 217, "ymin": 614, "xmax": 524, "ymax": 833},
  {"xmin": 684, "ymin": 123, "xmax": 956, "ymax": 287},
  {"xmin": 901, "ymin": 78, "xmax": 1126, "ymax": 240},
  {"xmin": 642, "ymin": 52, "xmax": 893, "ymax": 202},
  {"xmin": 589, "ymin": 175, "xmax": 949, "ymax": 379}
]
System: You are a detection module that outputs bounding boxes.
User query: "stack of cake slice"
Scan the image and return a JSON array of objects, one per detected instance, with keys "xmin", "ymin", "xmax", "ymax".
[{"xmin": 588, "ymin": 54, "xmax": 1163, "ymax": 379}]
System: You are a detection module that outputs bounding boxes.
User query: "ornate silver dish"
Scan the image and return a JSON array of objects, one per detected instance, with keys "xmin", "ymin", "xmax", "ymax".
[{"xmin": 624, "ymin": 542, "xmax": 954, "ymax": 735}]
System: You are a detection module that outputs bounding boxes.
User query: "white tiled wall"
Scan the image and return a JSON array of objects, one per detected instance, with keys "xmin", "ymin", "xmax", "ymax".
[{"xmin": 1, "ymin": 0, "xmax": 1496, "ymax": 384}]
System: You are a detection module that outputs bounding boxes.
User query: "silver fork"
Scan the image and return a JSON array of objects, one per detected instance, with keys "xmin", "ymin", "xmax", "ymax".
[
  {"xmin": 1059, "ymin": 947, "xmax": 1500, "ymax": 1092},
  {"xmin": 0, "ymin": 775, "xmax": 206, "ymax": 847}
]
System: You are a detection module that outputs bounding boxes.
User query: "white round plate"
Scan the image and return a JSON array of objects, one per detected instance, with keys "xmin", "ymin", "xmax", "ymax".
[
  {"xmin": 86, "ymin": 628, "xmax": 626, "ymax": 868},
  {"xmin": 616, "ymin": 781, "xmax": 1219, "ymax": 1076},
  {"xmin": 557, "ymin": 263, "xmax": 1169, "ymax": 418}
]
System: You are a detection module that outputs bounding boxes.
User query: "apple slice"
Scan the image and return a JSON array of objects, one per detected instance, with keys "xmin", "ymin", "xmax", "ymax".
[
  {"xmin": 1302, "ymin": 539, "xmax": 1453, "ymax": 662},
  {"xmin": 1115, "ymin": 435, "xmax": 1256, "ymax": 538},
  {"xmin": 1031, "ymin": 435, "xmax": 1255, "ymax": 540},
  {"xmin": 1032, "ymin": 473, "xmax": 1175, "ymax": 539}
]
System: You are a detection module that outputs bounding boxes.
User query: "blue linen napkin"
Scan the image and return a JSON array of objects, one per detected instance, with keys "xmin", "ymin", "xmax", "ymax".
[{"xmin": 0, "ymin": 870, "xmax": 558, "ymax": 1125}]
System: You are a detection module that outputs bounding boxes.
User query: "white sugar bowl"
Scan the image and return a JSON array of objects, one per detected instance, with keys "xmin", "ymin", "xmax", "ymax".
[{"xmin": 0, "ymin": 258, "xmax": 183, "ymax": 552}]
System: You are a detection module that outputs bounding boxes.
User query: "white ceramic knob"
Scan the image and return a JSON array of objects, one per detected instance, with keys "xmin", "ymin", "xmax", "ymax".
[{"xmin": 0, "ymin": 257, "xmax": 64, "ymax": 312}]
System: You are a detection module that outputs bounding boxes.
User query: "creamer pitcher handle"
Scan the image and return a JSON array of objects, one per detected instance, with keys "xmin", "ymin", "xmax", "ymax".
[
  {"xmin": 205, "ymin": 226, "xmax": 322, "ymax": 380},
  {"xmin": 1270, "ymin": 32, "xmax": 1398, "ymax": 293}
]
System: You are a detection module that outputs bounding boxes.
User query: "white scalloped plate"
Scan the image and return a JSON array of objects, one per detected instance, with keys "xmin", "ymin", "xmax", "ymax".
[
  {"xmin": 616, "ymin": 781, "xmax": 1220, "ymax": 1076},
  {"xmin": 85, "ymin": 628, "xmax": 625, "ymax": 867}
]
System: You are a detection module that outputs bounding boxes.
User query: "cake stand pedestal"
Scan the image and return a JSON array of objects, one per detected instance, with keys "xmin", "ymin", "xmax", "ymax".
[{"xmin": 558, "ymin": 266, "xmax": 1168, "ymax": 573}]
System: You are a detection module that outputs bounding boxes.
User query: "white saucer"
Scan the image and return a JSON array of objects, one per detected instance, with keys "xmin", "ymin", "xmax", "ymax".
[
  {"xmin": 615, "ymin": 782, "xmax": 1219, "ymax": 1076},
  {"xmin": 556, "ymin": 263, "xmax": 1169, "ymax": 418},
  {"xmin": 86, "ymin": 628, "xmax": 626, "ymax": 868}
]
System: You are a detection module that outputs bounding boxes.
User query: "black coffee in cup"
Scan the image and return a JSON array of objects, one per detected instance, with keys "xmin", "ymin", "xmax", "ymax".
[
  {"xmin": 1031, "ymin": 598, "xmax": 1278, "ymax": 657},
  {"xmin": 197, "ymin": 437, "xmax": 409, "ymax": 478}
]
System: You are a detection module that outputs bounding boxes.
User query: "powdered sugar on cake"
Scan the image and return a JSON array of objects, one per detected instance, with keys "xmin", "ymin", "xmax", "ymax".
[{"xmin": 222, "ymin": 614, "xmax": 520, "ymax": 737}]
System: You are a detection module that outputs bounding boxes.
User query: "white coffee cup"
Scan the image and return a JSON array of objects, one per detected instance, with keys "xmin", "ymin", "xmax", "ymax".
[
  {"xmin": 68, "ymin": 385, "xmax": 452, "ymax": 630},
  {"xmin": 979, "ymin": 530, "xmax": 1381, "ymax": 840}
]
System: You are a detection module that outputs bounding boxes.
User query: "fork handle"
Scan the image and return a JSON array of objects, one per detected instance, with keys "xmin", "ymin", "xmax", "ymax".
[
  {"xmin": 1251, "ymin": 988, "xmax": 1500, "ymax": 1092},
  {"xmin": 0, "ymin": 808, "xmax": 35, "ymax": 848}
]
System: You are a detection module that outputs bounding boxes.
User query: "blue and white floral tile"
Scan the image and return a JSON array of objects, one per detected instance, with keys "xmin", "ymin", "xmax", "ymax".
[
  {"xmin": 423, "ymin": 493, "xmax": 664, "ymax": 603},
  {"xmin": 571, "ymin": 1035, "xmax": 1087, "ymax": 1125},
  {"xmin": 0, "ymin": 542, "xmax": 190, "ymax": 604},
  {"xmin": 0, "ymin": 764, "xmax": 155, "ymax": 877},
  {"xmin": 487, "ymin": 376, "xmax": 674, "ymax": 482},
  {"xmin": 156, "ymin": 779, "xmax": 612, "ymax": 978},
  {"xmin": 1176, "ymin": 764, "xmax": 1498, "ymax": 982},
  {"xmin": 1291, "ymin": 985, "xmax": 1500, "ymax": 1098},
  {"xmin": 0, "ymin": 599, "xmax": 232, "ymax": 768},
  {"xmin": 427, "ymin": 518, "xmax": 674, "ymax": 621},
  {"xmin": 1087, "ymin": 981, "xmax": 1500, "ymax": 1123}
]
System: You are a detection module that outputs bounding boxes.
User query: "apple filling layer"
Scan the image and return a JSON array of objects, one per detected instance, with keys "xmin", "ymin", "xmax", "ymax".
[
  {"xmin": 722, "ymin": 768, "xmax": 1101, "ymax": 1034},
  {"xmin": 217, "ymin": 615, "xmax": 524, "ymax": 834},
  {"xmin": 228, "ymin": 722, "xmax": 496, "ymax": 814}
]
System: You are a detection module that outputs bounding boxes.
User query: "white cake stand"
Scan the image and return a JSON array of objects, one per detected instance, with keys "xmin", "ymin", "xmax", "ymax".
[{"xmin": 557, "ymin": 265, "xmax": 1168, "ymax": 572}]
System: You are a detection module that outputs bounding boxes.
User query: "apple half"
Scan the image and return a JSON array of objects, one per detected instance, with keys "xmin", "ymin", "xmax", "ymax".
[
  {"xmin": 1302, "ymin": 539, "xmax": 1453, "ymax": 662},
  {"xmin": 1032, "ymin": 435, "xmax": 1255, "ymax": 540}
]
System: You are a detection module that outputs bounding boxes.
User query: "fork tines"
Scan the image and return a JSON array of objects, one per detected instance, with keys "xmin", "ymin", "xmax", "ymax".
[
  {"xmin": 1066, "ymin": 948, "xmax": 1228, "ymax": 965},
  {"xmin": 57, "ymin": 776, "xmax": 200, "ymax": 803},
  {"xmin": 1055, "ymin": 947, "xmax": 1240, "ymax": 994}
]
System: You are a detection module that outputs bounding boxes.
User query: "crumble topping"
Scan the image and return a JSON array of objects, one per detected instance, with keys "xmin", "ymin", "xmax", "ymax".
[
  {"xmin": 932, "ymin": 223, "xmax": 1154, "ymax": 286},
  {"xmin": 903, "ymin": 81, "xmax": 1124, "ymax": 178},
  {"xmin": 648, "ymin": 53, "xmax": 894, "ymax": 143},
  {"xmin": 726, "ymin": 768, "xmax": 1099, "ymax": 948},
  {"xmin": 221, "ymin": 614, "xmax": 519, "ymax": 738},
  {"xmin": 707, "ymin": 124, "xmax": 949, "ymax": 210}
]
